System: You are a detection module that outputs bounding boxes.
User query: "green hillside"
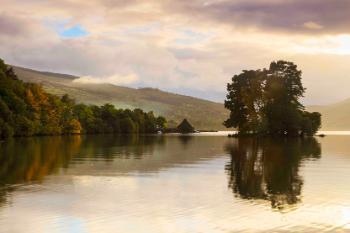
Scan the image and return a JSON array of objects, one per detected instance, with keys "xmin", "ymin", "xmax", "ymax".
[
  {"xmin": 13, "ymin": 66, "xmax": 229, "ymax": 130},
  {"xmin": 307, "ymin": 99, "xmax": 350, "ymax": 131}
]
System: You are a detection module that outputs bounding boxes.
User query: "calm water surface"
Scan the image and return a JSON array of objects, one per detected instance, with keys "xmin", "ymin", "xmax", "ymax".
[{"xmin": 0, "ymin": 135, "xmax": 350, "ymax": 232}]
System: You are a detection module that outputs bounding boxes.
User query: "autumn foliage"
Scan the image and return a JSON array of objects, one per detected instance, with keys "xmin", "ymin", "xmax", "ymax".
[{"xmin": 0, "ymin": 58, "xmax": 166, "ymax": 138}]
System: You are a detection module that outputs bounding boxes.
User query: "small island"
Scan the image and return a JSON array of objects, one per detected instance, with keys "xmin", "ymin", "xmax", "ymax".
[{"xmin": 224, "ymin": 60, "xmax": 321, "ymax": 137}]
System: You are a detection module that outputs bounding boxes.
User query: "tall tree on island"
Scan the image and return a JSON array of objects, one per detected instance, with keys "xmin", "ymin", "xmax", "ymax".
[
  {"xmin": 224, "ymin": 60, "xmax": 321, "ymax": 136},
  {"xmin": 224, "ymin": 70, "xmax": 265, "ymax": 133}
]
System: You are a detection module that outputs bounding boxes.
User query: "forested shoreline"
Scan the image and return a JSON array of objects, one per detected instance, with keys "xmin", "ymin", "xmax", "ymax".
[
  {"xmin": 0, "ymin": 57, "xmax": 322, "ymax": 139},
  {"xmin": 0, "ymin": 59, "xmax": 167, "ymax": 139}
]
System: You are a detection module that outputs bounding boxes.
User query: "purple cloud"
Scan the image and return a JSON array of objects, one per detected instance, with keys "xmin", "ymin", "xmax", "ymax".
[
  {"xmin": 164, "ymin": 0, "xmax": 350, "ymax": 34},
  {"xmin": 0, "ymin": 13, "xmax": 31, "ymax": 36}
]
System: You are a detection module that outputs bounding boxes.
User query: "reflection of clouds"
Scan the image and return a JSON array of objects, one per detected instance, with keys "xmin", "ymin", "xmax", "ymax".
[
  {"xmin": 341, "ymin": 207, "xmax": 350, "ymax": 229},
  {"xmin": 3, "ymin": 159, "xmax": 350, "ymax": 233},
  {"xmin": 0, "ymin": 161, "xmax": 231, "ymax": 233},
  {"xmin": 1, "ymin": 136, "xmax": 350, "ymax": 232},
  {"xmin": 54, "ymin": 216, "xmax": 87, "ymax": 233}
]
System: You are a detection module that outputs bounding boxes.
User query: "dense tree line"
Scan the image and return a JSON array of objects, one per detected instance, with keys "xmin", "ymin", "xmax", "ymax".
[
  {"xmin": 73, "ymin": 102, "xmax": 166, "ymax": 134},
  {"xmin": 224, "ymin": 61, "xmax": 321, "ymax": 136},
  {"xmin": 0, "ymin": 59, "xmax": 167, "ymax": 138}
]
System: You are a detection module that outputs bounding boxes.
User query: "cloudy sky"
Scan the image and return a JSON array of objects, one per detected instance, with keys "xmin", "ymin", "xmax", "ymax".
[{"xmin": 1, "ymin": 0, "xmax": 350, "ymax": 105}]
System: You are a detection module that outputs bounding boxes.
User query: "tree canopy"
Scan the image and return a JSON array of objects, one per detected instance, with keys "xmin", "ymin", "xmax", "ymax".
[
  {"xmin": 224, "ymin": 61, "xmax": 321, "ymax": 136},
  {"xmin": 0, "ymin": 58, "xmax": 167, "ymax": 139}
]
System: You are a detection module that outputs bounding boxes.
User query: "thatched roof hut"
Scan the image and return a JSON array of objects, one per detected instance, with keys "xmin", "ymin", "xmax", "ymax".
[{"xmin": 177, "ymin": 119, "xmax": 195, "ymax": 134}]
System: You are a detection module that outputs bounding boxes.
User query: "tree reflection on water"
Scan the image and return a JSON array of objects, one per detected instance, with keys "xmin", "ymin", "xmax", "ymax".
[
  {"xmin": 225, "ymin": 137, "xmax": 321, "ymax": 211},
  {"xmin": 0, "ymin": 135, "xmax": 164, "ymax": 205}
]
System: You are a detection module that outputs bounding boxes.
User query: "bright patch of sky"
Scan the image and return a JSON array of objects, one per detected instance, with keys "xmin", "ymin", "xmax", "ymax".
[
  {"xmin": 47, "ymin": 19, "xmax": 89, "ymax": 38},
  {"xmin": 59, "ymin": 25, "xmax": 88, "ymax": 38}
]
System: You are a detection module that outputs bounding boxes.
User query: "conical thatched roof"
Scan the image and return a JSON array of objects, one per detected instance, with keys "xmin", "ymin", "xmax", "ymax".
[{"xmin": 177, "ymin": 119, "xmax": 195, "ymax": 134}]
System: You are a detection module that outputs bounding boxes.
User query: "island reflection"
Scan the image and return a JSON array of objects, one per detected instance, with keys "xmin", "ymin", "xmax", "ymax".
[{"xmin": 225, "ymin": 137, "xmax": 321, "ymax": 211}]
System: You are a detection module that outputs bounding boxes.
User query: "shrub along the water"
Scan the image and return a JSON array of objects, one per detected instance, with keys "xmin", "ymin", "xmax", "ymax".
[{"xmin": 0, "ymin": 58, "xmax": 167, "ymax": 138}]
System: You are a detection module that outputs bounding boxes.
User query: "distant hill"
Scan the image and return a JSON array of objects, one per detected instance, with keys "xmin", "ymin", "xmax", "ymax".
[
  {"xmin": 12, "ymin": 66, "xmax": 229, "ymax": 130},
  {"xmin": 307, "ymin": 99, "xmax": 350, "ymax": 131}
]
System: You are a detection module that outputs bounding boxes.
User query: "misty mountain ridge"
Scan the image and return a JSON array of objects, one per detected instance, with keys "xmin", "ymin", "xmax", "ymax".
[{"xmin": 307, "ymin": 98, "xmax": 350, "ymax": 131}]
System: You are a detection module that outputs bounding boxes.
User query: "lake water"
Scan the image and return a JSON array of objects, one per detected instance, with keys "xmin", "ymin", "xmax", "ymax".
[{"xmin": 0, "ymin": 134, "xmax": 350, "ymax": 232}]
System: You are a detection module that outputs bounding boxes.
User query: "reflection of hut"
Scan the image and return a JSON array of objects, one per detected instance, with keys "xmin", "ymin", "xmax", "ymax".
[{"xmin": 177, "ymin": 119, "xmax": 195, "ymax": 134}]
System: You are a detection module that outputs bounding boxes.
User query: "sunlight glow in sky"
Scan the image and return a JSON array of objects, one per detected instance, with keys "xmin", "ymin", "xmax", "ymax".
[{"xmin": 1, "ymin": 0, "xmax": 350, "ymax": 105}]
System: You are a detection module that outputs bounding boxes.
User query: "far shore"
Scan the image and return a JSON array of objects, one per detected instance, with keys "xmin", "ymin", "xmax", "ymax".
[{"xmin": 2, "ymin": 130, "xmax": 350, "ymax": 142}]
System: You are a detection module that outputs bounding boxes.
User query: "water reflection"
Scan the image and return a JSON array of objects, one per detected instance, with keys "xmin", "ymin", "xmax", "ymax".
[
  {"xmin": 74, "ymin": 135, "xmax": 165, "ymax": 160},
  {"xmin": 177, "ymin": 135, "xmax": 193, "ymax": 148},
  {"xmin": 0, "ymin": 135, "xmax": 225, "ymax": 206},
  {"xmin": 0, "ymin": 136, "xmax": 80, "ymax": 183},
  {"xmin": 2, "ymin": 135, "xmax": 350, "ymax": 232},
  {"xmin": 225, "ymin": 137, "xmax": 321, "ymax": 211},
  {"xmin": 0, "ymin": 135, "xmax": 166, "ymax": 184},
  {"xmin": 0, "ymin": 136, "xmax": 81, "ymax": 205}
]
